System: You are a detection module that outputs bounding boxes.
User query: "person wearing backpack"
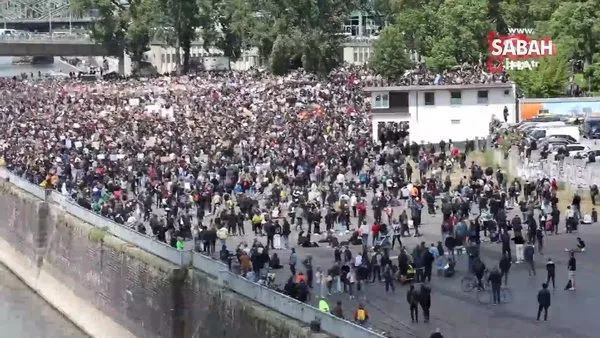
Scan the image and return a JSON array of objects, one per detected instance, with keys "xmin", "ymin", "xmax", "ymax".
[{"xmin": 354, "ymin": 304, "xmax": 369, "ymax": 325}]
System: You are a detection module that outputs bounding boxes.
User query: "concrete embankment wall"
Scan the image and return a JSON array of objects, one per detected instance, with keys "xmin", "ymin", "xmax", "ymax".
[{"xmin": 0, "ymin": 179, "xmax": 316, "ymax": 338}]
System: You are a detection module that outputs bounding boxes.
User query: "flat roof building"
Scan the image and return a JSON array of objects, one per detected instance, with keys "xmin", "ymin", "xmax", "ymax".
[{"xmin": 364, "ymin": 83, "xmax": 518, "ymax": 144}]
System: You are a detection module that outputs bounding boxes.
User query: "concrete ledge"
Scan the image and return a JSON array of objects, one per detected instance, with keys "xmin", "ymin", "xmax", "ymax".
[{"xmin": 0, "ymin": 235, "xmax": 137, "ymax": 338}]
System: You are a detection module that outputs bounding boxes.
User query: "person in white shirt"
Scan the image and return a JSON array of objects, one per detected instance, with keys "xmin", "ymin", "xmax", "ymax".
[
  {"xmin": 354, "ymin": 252, "xmax": 363, "ymax": 268},
  {"xmin": 359, "ymin": 222, "xmax": 370, "ymax": 247},
  {"xmin": 350, "ymin": 194, "xmax": 358, "ymax": 217}
]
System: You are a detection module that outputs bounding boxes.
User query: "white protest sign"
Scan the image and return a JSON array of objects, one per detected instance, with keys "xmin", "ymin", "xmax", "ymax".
[
  {"xmin": 97, "ymin": 154, "xmax": 106, "ymax": 160},
  {"xmin": 75, "ymin": 141, "xmax": 83, "ymax": 149},
  {"xmin": 129, "ymin": 98, "xmax": 140, "ymax": 107}
]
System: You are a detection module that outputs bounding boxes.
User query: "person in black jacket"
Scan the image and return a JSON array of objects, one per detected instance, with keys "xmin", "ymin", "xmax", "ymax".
[
  {"xmin": 499, "ymin": 253, "xmax": 511, "ymax": 286},
  {"xmin": 407, "ymin": 284, "xmax": 419, "ymax": 323},
  {"xmin": 419, "ymin": 283, "xmax": 432, "ymax": 323},
  {"xmin": 537, "ymin": 283, "xmax": 551, "ymax": 320},
  {"xmin": 546, "ymin": 258, "xmax": 556, "ymax": 289}
]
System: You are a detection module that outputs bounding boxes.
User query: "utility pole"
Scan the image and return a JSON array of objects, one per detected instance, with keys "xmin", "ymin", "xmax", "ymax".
[{"xmin": 48, "ymin": 0, "xmax": 53, "ymax": 35}]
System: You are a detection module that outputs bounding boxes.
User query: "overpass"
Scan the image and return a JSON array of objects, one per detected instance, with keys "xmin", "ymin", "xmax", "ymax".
[
  {"xmin": 0, "ymin": 0, "xmax": 93, "ymax": 31},
  {"xmin": 0, "ymin": 33, "xmax": 121, "ymax": 57}
]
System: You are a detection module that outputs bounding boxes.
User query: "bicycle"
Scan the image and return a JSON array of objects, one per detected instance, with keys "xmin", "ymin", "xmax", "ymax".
[
  {"xmin": 461, "ymin": 270, "xmax": 490, "ymax": 292},
  {"xmin": 477, "ymin": 286, "xmax": 512, "ymax": 304}
]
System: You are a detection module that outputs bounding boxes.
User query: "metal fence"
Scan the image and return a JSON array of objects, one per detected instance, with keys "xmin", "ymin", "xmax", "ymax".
[
  {"xmin": 494, "ymin": 149, "xmax": 600, "ymax": 192},
  {"xmin": 0, "ymin": 168, "xmax": 386, "ymax": 338}
]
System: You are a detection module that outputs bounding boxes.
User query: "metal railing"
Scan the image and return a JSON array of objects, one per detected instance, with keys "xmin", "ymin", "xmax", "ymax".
[
  {"xmin": 0, "ymin": 32, "xmax": 91, "ymax": 41},
  {"xmin": 0, "ymin": 167, "xmax": 386, "ymax": 338}
]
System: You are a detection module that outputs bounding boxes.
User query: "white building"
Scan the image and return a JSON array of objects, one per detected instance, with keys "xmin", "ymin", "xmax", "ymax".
[
  {"xmin": 364, "ymin": 83, "xmax": 518, "ymax": 144},
  {"xmin": 145, "ymin": 43, "xmax": 262, "ymax": 73},
  {"xmin": 341, "ymin": 10, "xmax": 381, "ymax": 65}
]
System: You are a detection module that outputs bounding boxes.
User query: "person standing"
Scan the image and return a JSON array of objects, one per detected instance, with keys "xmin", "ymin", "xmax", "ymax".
[
  {"xmin": 524, "ymin": 242, "xmax": 536, "ymax": 276},
  {"xmin": 423, "ymin": 247, "xmax": 435, "ymax": 282},
  {"xmin": 546, "ymin": 258, "xmax": 556, "ymax": 289},
  {"xmin": 499, "ymin": 252, "xmax": 511, "ymax": 286},
  {"xmin": 513, "ymin": 232, "xmax": 525, "ymax": 263},
  {"xmin": 537, "ymin": 283, "xmax": 551, "ymax": 321},
  {"xmin": 419, "ymin": 283, "xmax": 432, "ymax": 323},
  {"xmin": 406, "ymin": 284, "xmax": 419, "ymax": 323},
  {"xmin": 487, "ymin": 267, "xmax": 503, "ymax": 304},
  {"xmin": 289, "ymin": 248, "xmax": 297, "ymax": 276},
  {"xmin": 566, "ymin": 251, "xmax": 576, "ymax": 290},
  {"xmin": 383, "ymin": 263, "xmax": 395, "ymax": 293}
]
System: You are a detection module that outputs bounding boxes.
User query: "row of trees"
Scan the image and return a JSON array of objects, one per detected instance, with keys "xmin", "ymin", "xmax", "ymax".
[
  {"xmin": 370, "ymin": 0, "xmax": 600, "ymax": 97},
  {"xmin": 73, "ymin": 0, "xmax": 359, "ymax": 75},
  {"xmin": 77, "ymin": 0, "xmax": 600, "ymax": 96}
]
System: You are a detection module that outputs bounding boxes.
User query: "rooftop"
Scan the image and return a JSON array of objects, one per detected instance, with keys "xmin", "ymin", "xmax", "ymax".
[{"xmin": 363, "ymin": 82, "xmax": 514, "ymax": 92}]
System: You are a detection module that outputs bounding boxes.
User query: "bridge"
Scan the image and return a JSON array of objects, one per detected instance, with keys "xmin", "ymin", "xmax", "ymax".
[
  {"xmin": 0, "ymin": 33, "xmax": 121, "ymax": 56},
  {"xmin": 0, "ymin": 0, "xmax": 92, "ymax": 31}
]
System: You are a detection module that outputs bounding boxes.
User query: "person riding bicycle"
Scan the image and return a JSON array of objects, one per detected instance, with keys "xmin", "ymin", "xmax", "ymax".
[
  {"xmin": 487, "ymin": 267, "xmax": 503, "ymax": 304},
  {"xmin": 473, "ymin": 257, "xmax": 486, "ymax": 290}
]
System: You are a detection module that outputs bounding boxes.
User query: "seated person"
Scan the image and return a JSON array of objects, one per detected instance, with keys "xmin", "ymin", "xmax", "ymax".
[
  {"xmin": 565, "ymin": 237, "xmax": 586, "ymax": 252},
  {"xmin": 444, "ymin": 258, "xmax": 456, "ymax": 278},
  {"xmin": 348, "ymin": 231, "xmax": 362, "ymax": 245},
  {"xmin": 577, "ymin": 237, "xmax": 586, "ymax": 252},
  {"xmin": 269, "ymin": 252, "xmax": 283, "ymax": 269},
  {"xmin": 297, "ymin": 231, "xmax": 318, "ymax": 248}
]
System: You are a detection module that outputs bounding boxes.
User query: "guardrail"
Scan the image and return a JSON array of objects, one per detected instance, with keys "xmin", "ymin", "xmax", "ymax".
[
  {"xmin": 0, "ymin": 33, "xmax": 91, "ymax": 41},
  {"xmin": 0, "ymin": 167, "xmax": 387, "ymax": 338}
]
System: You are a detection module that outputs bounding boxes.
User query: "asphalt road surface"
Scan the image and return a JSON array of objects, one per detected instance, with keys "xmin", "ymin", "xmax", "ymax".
[{"xmin": 218, "ymin": 177, "xmax": 598, "ymax": 338}]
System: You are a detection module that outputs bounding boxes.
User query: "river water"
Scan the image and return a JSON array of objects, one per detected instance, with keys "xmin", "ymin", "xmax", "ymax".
[
  {"xmin": 0, "ymin": 56, "xmax": 80, "ymax": 77},
  {"xmin": 0, "ymin": 56, "xmax": 88, "ymax": 338}
]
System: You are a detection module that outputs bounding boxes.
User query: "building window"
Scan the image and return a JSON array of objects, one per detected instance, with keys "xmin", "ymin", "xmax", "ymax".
[
  {"xmin": 477, "ymin": 90, "xmax": 489, "ymax": 104},
  {"xmin": 161, "ymin": 54, "xmax": 165, "ymax": 63},
  {"xmin": 166, "ymin": 53, "xmax": 171, "ymax": 63},
  {"xmin": 373, "ymin": 93, "xmax": 390, "ymax": 109},
  {"xmin": 424, "ymin": 92, "xmax": 435, "ymax": 105},
  {"xmin": 353, "ymin": 48, "xmax": 358, "ymax": 63},
  {"xmin": 450, "ymin": 91, "xmax": 462, "ymax": 105},
  {"xmin": 358, "ymin": 48, "xmax": 364, "ymax": 62},
  {"xmin": 451, "ymin": 119, "xmax": 461, "ymax": 125},
  {"xmin": 503, "ymin": 89, "xmax": 510, "ymax": 96}
]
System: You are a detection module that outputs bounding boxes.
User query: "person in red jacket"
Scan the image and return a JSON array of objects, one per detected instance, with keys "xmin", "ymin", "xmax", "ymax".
[
  {"xmin": 357, "ymin": 201, "xmax": 367, "ymax": 226},
  {"xmin": 371, "ymin": 223, "xmax": 380, "ymax": 246}
]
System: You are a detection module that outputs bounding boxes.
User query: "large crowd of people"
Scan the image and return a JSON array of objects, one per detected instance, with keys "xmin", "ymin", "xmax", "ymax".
[{"xmin": 0, "ymin": 63, "xmax": 589, "ymax": 337}]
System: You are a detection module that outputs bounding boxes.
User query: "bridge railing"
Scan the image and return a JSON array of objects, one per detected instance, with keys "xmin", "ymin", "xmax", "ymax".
[
  {"xmin": 0, "ymin": 167, "xmax": 387, "ymax": 338},
  {"xmin": 0, "ymin": 32, "xmax": 91, "ymax": 41}
]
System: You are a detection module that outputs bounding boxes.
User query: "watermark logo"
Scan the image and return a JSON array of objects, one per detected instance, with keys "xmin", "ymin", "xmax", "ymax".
[{"xmin": 487, "ymin": 28, "xmax": 555, "ymax": 73}]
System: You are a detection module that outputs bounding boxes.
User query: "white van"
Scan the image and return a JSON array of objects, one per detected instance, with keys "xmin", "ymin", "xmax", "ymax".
[
  {"xmin": 529, "ymin": 126, "xmax": 580, "ymax": 142},
  {"xmin": 520, "ymin": 121, "xmax": 566, "ymax": 132}
]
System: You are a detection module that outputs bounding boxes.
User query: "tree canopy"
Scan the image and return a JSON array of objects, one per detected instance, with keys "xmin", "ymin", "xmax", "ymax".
[{"xmin": 75, "ymin": 0, "xmax": 600, "ymax": 91}]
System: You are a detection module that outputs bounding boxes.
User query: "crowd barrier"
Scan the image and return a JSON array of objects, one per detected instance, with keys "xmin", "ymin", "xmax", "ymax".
[
  {"xmin": 493, "ymin": 148, "xmax": 599, "ymax": 192},
  {"xmin": 0, "ymin": 168, "xmax": 387, "ymax": 338}
]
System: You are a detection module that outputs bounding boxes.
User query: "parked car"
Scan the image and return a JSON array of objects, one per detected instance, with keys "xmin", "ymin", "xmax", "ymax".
[
  {"xmin": 574, "ymin": 149, "xmax": 600, "ymax": 162},
  {"xmin": 540, "ymin": 135, "xmax": 578, "ymax": 144},
  {"xmin": 551, "ymin": 144, "xmax": 590, "ymax": 157},
  {"xmin": 581, "ymin": 117, "xmax": 600, "ymax": 139}
]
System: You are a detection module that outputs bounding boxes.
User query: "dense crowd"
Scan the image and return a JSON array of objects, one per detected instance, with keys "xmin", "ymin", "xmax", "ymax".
[
  {"xmin": 367, "ymin": 63, "xmax": 509, "ymax": 87},
  {"xmin": 0, "ymin": 64, "xmax": 587, "ymax": 336}
]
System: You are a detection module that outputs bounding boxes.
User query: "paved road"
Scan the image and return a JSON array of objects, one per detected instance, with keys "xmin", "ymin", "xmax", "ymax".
[{"xmin": 219, "ymin": 179, "xmax": 598, "ymax": 338}]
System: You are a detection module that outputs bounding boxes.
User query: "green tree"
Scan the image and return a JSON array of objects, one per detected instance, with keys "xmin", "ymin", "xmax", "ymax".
[
  {"xmin": 544, "ymin": 0, "xmax": 600, "ymax": 64},
  {"xmin": 510, "ymin": 51, "xmax": 569, "ymax": 98},
  {"xmin": 370, "ymin": 25, "xmax": 411, "ymax": 80},
  {"xmin": 433, "ymin": 0, "xmax": 491, "ymax": 67},
  {"xmin": 71, "ymin": 0, "xmax": 155, "ymax": 63},
  {"xmin": 158, "ymin": 0, "xmax": 200, "ymax": 73}
]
